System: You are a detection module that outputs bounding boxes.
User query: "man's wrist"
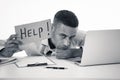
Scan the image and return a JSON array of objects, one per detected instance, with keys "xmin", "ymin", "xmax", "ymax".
[
  {"xmin": 0, "ymin": 48, "xmax": 13, "ymax": 57},
  {"xmin": 0, "ymin": 48, "xmax": 6, "ymax": 57}
]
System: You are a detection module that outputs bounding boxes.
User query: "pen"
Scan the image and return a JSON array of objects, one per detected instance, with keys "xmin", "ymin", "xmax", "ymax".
[
  {"xmin": 46, "ymin": 67, "xmax": 67, "ymax": 70},
  {"xmin": 27, "ymin": 62, "xmax": 48, "ymax": 67}
]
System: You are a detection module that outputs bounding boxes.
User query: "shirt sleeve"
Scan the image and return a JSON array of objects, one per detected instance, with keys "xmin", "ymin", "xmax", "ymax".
[
  {"xmin": 39, "ymin": 39, "xmax": 53, "ymax": 56},
  {"xmin": 22, "ymin": 42, "xmax": 42, "ymax": 56},
  {"xmin": 38, "ymin": 39, "xmax": 50, "ymax": 55}
]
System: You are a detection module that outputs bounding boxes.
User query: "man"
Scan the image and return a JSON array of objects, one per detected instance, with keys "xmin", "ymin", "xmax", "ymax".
[
  {"xmin": 0, "ymin": 10, "xmax": 86, "ymax": 59},
  {"xmin": 38, "ymin": 10, "xmax": 86, "ymax": 59}
]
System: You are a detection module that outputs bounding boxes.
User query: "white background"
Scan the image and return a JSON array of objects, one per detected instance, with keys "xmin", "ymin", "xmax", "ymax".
[{"xmin": 0, "ymin": 0, "xmax": 120, "ymax": 40}]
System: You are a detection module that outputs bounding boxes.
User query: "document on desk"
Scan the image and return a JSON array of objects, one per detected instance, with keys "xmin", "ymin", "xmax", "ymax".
[
  {"xmin": 15, "ymin": 56, "xmax": 55, "ymax": 67},
  {"xmin": 0, "ymin": 57, "xmax": 17, "ymax": 66}
]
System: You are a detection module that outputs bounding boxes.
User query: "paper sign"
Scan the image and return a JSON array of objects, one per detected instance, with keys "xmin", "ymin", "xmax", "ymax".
[{"xmin": 15, "ymin": 19, "xmax": 51, "ymax": 45}]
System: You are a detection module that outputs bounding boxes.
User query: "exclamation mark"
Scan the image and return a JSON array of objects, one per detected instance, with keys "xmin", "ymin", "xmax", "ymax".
[{"xmin": 47, "ymin": 22, "xmax": 49, "ymax": 36}]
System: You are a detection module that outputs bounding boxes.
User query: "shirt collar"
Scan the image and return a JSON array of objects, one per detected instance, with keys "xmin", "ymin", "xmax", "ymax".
[{"xmin": 48, "ymin": 38, "xmax": 56, "ymax": 49}]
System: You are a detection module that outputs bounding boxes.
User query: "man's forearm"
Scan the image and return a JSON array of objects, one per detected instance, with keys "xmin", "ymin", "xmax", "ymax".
[
  {"xmin": 71, "ymin": 48, "xmax": 83, "ymax": 58},
  {"xmin": 56, "ymin": 48, "xmax": 83, "ymax": 59},
  {"xmin": 0, "ymin": 48, "xmax": 6, "ymax": 57}
]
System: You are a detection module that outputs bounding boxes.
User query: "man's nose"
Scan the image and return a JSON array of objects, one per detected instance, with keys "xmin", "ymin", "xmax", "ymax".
[{"xmin": 63, "ymin": 38, "xmax": 70, "ymax": 46}]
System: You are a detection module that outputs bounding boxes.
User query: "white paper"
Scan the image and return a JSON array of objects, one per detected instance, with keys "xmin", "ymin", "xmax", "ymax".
[
  {"xmin": 0, "ymin": 57, "xmax": 17, "ymax": 65},
  {"xmin": 15, "ymin": 56, "xmax": 55, "ymax": 67},
  {"xmin": 13, "ymin": 50, "xmax": 27, "ymax": 58},
  {"xmin": 15, "ymin": 19, "xmax": 51, "ymax": 45}
]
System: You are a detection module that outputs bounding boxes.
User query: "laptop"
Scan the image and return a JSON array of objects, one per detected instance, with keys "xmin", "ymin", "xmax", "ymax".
[{"xmin": 76, "ymin": 29, "xmax": 120, "ymax": 66}]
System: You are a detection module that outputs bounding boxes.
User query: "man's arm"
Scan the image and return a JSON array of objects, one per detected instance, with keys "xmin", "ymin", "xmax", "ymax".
[
  {"xmin": 0, "ymin": 34, "xmax": 22, "ymax": 57},
  {"xmin": 0, "ymin": 48, "xmax": 17, "ymax": 57},
  {"xmin": 56, "ymin": 47, "xmax": 83, "ymax": 59}
]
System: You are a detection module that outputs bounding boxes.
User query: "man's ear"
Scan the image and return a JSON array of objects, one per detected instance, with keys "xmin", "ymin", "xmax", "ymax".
[{"xmin": 51, "ymin": 24, "xmax": 55, "ymax": 32}]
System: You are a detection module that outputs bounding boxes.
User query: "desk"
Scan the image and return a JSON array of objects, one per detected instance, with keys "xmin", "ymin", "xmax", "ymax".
[{"xmin": 0, "ymin": 56, "xmax": 120, "ymax": 80}]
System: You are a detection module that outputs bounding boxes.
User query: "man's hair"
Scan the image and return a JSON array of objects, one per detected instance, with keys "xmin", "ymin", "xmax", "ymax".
[{"xmin": 53, "ymin": 10, "xmax": 79, "ymax": 28}]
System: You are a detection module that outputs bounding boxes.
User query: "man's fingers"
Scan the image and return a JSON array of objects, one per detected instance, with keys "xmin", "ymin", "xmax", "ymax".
[
  {"xmin": 6, "ymin": 40, "xmax": 22, "ymax": 45},
  {"xmin": 5, "ymin": 43, "xmax": 18, "ymax": 48},
  {"xmin": 7, "ymin": 34, "xmax": 17, "ymax": 40}
]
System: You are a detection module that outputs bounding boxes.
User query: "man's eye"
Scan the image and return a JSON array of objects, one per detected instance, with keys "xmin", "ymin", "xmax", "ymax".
[
  {"xmin": 59, "ymin": 34, "xmax": 67, "ymax": 39},
  {"xmin": 69, "ymin": 36, "xmax": 75, "ymax": 40},
  {"xmin": 61, "ymin": 35, "xmax": 66, "ymax": 39}
]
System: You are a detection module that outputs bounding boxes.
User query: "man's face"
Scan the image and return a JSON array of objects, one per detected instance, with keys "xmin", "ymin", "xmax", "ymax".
[{"xmin": 51, "ymin": 23, "xmax": 77, "ymax": 50}]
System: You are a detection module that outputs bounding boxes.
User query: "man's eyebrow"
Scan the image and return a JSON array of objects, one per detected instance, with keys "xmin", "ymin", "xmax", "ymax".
[{"xmin": 59, "ymin": 33, "xmax": 67, "ymax": 36}]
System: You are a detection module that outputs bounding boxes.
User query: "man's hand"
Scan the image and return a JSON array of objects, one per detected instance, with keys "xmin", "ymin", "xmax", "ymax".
[
  {"xmin": 56, "ymin": 48, "xmax": 83, "ymax": 59},
  {"xmin": 1, "ymin": 34, "xmax": 22, "ymax": 57}
]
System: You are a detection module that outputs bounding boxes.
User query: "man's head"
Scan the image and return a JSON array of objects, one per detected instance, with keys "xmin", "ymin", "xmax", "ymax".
[{"xmin": 51, "ymin": 10, "xmax": 79, "ymax": 50}]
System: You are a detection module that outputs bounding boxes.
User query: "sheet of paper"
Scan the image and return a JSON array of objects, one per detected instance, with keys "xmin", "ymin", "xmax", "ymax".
[
  {"xmin": 13, "ymin": 50, "xmax": 27, "ymax": 58},
  {"xmin": 15, "ymin": 19, "xmax": 51, "ymax": 45},
  {"xmin": 15, "ymin": 56, "xmax": 55, "ymax": 67},
  {"xmin": 0, "ymin": 57, "xmax": 17, "ymax": 65}
]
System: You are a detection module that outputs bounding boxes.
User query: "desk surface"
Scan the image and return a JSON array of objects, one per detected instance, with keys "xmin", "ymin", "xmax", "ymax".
[{"xmin": 0, "ymin": 56, "xmax": 120, "ymax": 80}]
